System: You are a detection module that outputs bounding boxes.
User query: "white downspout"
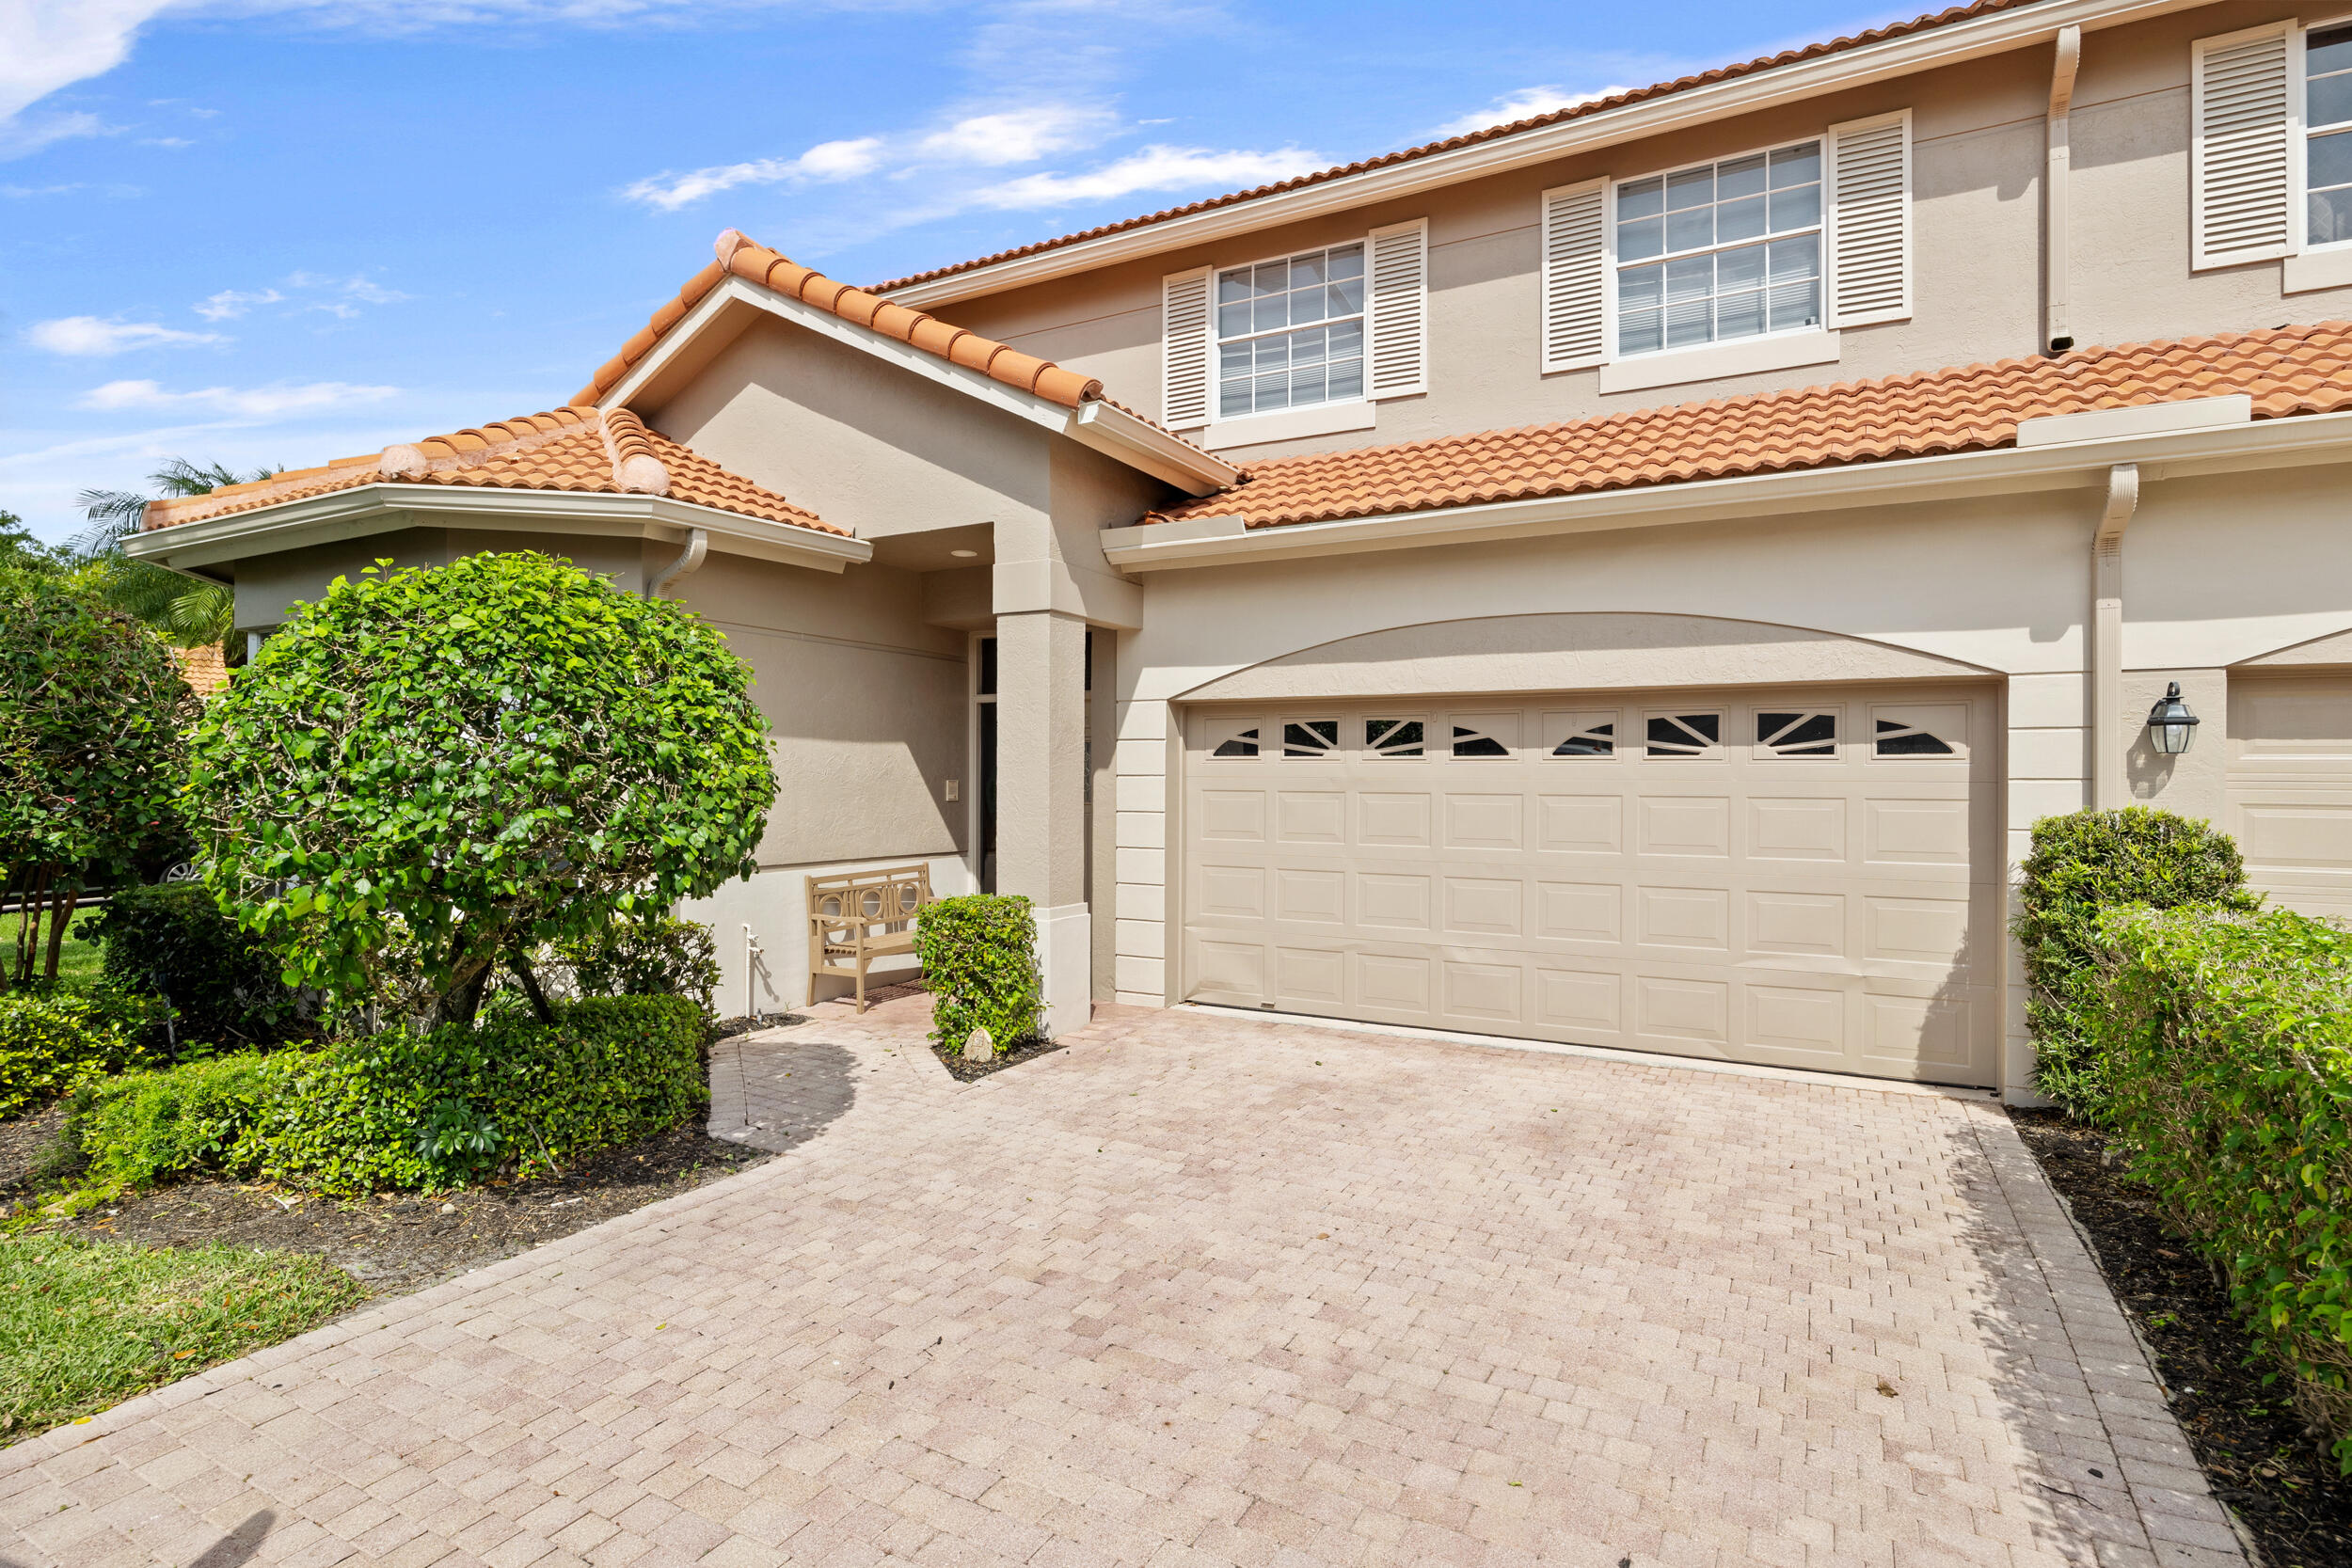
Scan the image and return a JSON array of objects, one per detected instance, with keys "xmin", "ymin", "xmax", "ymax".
[
  {"xmin": 2046, "ymin": 24, "xmax": 2081, "ymax": 355},
  {"xmin": 2091, "ymin": 461, "xmax": 2139, "ymax": 811},
  {"xmin": 647, "ymin": 528, "xmax": 707, "ymax": 599}
]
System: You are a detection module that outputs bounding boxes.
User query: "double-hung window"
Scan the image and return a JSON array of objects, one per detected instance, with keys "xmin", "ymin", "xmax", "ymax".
[
  {"xmin": 2310, "ymin": 24, "xmax": 2352, "ymax": 245},
  {"xmin": 1216, "ymin": 243, "xmax": 1365, "ymax": 420},
  {"xmin": 1614, "ymin": 142, "xmax": 1823, "ymax": 357}
]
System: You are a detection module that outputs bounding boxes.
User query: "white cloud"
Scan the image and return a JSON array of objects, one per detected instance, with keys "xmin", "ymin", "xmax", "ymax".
[
  {"xmin": 0, "ymin": 110, "xmax": 116, "ymax": 160},
  {"xmin": 969, "ymin": 144, "xmax": 1324, "ymax": 211},
  {"xmin": 194, "ymin": 287, "xmax": 284, "ymax": 320},
  {"xmin": 77, "ymin": 378, "xmax": 400, "ymax": 418},
  {"xmin": 0, "ymin": 1, "xmax": 167, "ymax": 124},
  {"xmin": 28, "ymin": 316, "xmax": 226, "ymax": 355},
  {"xmin": 1430, "ymin": 85, "xmax": 1629, "ymax": 139},
  {"xmin": 136, "ymin": 135, "xmax": 192, "ymax": 148},
  {"xmin": 622, "ymin": 136, "xmax": 885, "ymax": 211},
  {"xmin": 915, "ymin": 105, "xmax": 1112, "ymax": 167}
]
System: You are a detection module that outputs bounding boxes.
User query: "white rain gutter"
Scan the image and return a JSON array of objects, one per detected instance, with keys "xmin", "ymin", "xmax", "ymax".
[
  {"xmin": 2046, "ymin": 24, "xmax": 2082, "ymax": 354},
  {"xmin": 2090, "ymin": 462, "xmax": 2139, "ymax": 810},
  {"xmin": 648, "ymin": 527, "xmax": 707, "ymax": 597}
]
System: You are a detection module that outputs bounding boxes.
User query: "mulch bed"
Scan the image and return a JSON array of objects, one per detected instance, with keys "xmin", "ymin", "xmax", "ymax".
[
  {"xmin": 2012, "ymin": 1108, "xmax": 2352, "ymax": 1568},
  {"xmin": 4, "ymin": 1112, "xmax": 770, "ymax": 1299},
  {"xmin": 931, "ymin": 1036, "xmax": 1063, "ymax": 1083}
]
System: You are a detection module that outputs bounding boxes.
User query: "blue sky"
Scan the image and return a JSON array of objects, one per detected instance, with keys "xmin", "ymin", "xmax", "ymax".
[{"xmin": 2, "ymin": 0, "xmax": 1904, "ymax": 542}]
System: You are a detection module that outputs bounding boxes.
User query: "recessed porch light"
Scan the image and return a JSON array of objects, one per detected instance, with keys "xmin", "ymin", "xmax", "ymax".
[{"xmin": 950, "ymin": 548, "xmax": 978, "ymax": 558}]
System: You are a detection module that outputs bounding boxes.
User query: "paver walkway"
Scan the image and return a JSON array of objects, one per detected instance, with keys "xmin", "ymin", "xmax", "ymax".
[{"xmin": 0, "ymin": 998, "xmax": 2241, "ymax": 1568}]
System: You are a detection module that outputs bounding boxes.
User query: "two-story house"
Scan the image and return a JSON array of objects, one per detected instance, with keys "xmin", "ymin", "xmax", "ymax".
[{"xmin": 131, "ymin": 0, "xmax": 2352, "ymax": 1101}]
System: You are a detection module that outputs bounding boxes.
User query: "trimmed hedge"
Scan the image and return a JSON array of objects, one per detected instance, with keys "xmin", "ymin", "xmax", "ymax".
[
  {"xmin": 914, "ymin": 895, "xmax": 1041, "ymax": 1053},
  {"xmin": 73, "ymin": 994, "xmax": 706, "ymax": 1194},
  {"xmin": 2016, "ymin": 807, "xmax": 2258, "ymax": 1117},
  {"xmin": 79, "ymin": 881, "xmax": 310, "ymax": 1053},
  {"xmin": 555, "ymin": 915, "xmax": 721, "ymax": 1016},
  {"xmin": 0, "ymin": 989, "xmax": 160, "ymax": 1118},
  {"xmin": 2095, "ymin": 904, "xmax": 2352, "ymax": 1469}
]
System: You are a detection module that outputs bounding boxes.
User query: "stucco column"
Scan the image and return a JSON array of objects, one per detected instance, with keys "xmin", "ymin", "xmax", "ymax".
[{"xmin": 993, "ymin": 608, "xmax": 1091, "ymax": 1036}]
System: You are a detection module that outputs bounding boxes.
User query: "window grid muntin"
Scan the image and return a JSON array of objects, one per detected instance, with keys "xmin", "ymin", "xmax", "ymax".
[
  {"xmin": 1614, "ymin": 141, "xmax": 1823, "ymax": 357},
  {"xmin": 1216, "ymin": 243, "xmax": 1367, "ymax": 420},
  {"xmin": 2311, "ymin": 23, "xmax": 2352, "ymax": 245}
]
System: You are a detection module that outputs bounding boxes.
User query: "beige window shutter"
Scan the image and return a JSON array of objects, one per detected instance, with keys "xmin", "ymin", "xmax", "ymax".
[
  {"xmin": 1826, "ymin": 109, "xmax": 1912, "ymax": 328},
  {"xmin": 1540, "ymin": 178, "xmax": 1610, "ymax": 372},
  {"xmin": 2192, "ymin": 22, "xmax": 2296, "ymax": 271},
  {"xmin": 1366, "ymin": 218, "xmax": 1429, "ymax": 399},
  {"xmin": 1161, "ymin": 265, "xmax": 1214, "ymax": 428}
]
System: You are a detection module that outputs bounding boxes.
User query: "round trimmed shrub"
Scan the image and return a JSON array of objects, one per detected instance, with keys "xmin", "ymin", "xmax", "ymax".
[{"xmin": 2015, "ymin": 806, "xmax": 2259, "ymax": 1117}]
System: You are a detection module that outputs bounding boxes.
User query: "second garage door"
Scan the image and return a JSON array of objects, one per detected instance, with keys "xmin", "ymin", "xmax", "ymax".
[{"xmin": 1180, "ymin": 684, "xmax": 1999, "ymax": 1085}]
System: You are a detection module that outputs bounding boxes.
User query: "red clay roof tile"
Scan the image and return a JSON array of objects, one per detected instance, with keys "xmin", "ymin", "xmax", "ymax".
[
  {"xmin": 572, "ymin": 230, "xmax": 1107, "ymax": 410},
  {"xmin": 143, "ymin": 404, "xmax": 844, "ymax": 537},
  {"xmin": 1148, "ymin": 323, "xmax": 2352, "ymax": 531}
]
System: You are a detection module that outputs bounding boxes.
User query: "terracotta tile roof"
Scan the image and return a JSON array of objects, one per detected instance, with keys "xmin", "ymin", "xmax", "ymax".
[
  {"xmin": 573, "ymin": 230, "xmax": 1108, "ymax": 410},
  {"xmin": 171, "ymin": 642, "xmax": 229, "ymax": 698},
  {"xmin": 1146, "ymin": 323, "xmax": 2352, "ymax": 531},
  {"xmin": 872, "ymin": 0, "xmax": 2035, "ymax": 294},
  {"xmin": 142, "ymin": 405, "xmax": 843, "ymax": 536}
]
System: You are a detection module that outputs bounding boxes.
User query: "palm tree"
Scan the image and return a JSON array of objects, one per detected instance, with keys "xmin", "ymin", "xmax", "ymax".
[{"xmin": 74, "ymin": 459, "xmax": 274, "ymax": 649}]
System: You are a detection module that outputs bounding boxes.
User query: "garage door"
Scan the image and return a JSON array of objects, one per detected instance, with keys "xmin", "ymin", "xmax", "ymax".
[
  {"xmin": 1180, "ymin": 685, "xmax": 1999, "ymax": 1085},
  {"xmin": 2227, "ymin": 673, "xmax": 2352, "ymax": 920}
]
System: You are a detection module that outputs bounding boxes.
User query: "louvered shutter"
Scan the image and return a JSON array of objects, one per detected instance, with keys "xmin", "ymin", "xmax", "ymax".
[
  {"xmin": 1826, "ymin": 110, "xmax": 1912, "ymax": 328},
  {"xmin": 1540, "ymin": 178, "xmax": 1610, "ymax": 372},
  {"xmin": 1366, "ymin": 218, "xmax": 1429, "ymax": 399},
  {"xmin": 2192, "ymin": 23, "xmax": 2295, "ymax": 271},
  {"xmin": 1161, "ymin": 265, "xmax": 1213, "ymax": 428}
]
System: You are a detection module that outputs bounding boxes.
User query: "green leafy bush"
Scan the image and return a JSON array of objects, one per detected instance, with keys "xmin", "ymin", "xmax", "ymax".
[
  {"xmin": 184, "ymin": 552, "xmax": 774, "ymax": 1025},
  {"xmin": 2094, "ymin": 904, "xmax": 2352, "ymax": 1468},
  {"xmin": 72, "ymin": 1052, "xmax": 290, "ymax": 1189},
  {"xmin": 79, "ymin": 882, "xmax": 310, "ymax": 1053},
  {"xmin": 0, "ymin": 989, "xmax": 161, "ymax": 1118},
  {"xmin": 72, "ymin": 994, "xmax": 705, "ymax": 1194},
  {"xmin": 555, "ymin": 915, "xmax": 721, "ymax": 1015},
  {"xmin": 2015, "ymin": 807, "xmax": 2258, "ymax": 1116},
  {"xmin": 914, "ymin": 895, "xmax": 1041, "ymax": 1053}
]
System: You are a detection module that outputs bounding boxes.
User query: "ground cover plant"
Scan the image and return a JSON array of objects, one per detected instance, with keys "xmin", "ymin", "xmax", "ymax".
[
  {"xmin": 0, "ymin": 1233, "xmax": 362, "ymax": 1437},
  {"xmin": 2092, "ymin": 903, "xmax": 2352, "ymax": 1473},
  {"xmin": 0, "ymin": 989, "xmax": 159, "ymax": 1120},
  {"xmin": 184, "ymin": 552, "xmax": 774, "ymax": 1027},
  {"xmin": 913, "ymin": 895, "xmax": 1041, "ymax": 1057},
  {"xmin": 2015, "ymin": 807, "xmax": 2256, "ymax": 1117}
]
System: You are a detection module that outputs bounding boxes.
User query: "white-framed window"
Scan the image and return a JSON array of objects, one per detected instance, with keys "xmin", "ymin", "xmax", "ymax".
[
  {"xmin": 1216, "ymin": 242, "xmax": 1366, "ymax": 420},
  {"xmin": 2310, "ymin": 21, "xmax": 2352, "ymax": 246},
  {"xmin": 1613, "ymin": 141, "xmax": 1823, "ymax": 357}
]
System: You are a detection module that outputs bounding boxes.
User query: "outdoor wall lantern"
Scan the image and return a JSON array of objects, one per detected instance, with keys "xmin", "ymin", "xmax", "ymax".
[{"xmin": 2146, "ymin": 681, "xmax": 2201, "ymax": 755}]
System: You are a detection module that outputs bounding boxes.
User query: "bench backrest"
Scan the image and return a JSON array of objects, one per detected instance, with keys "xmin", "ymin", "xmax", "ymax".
[{"xmin": 808, "ymin": 863, "xmax": 932, "ymax": 943}]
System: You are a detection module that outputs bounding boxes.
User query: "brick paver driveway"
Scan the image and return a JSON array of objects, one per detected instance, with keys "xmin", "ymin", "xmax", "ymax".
[{"xmin": 1, "ymin": 999, "xmax": 2241, "ymax": 1568}]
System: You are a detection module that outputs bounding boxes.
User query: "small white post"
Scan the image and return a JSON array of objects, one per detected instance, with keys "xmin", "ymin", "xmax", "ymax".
[{"xmin": 742, "ymin": 924, "xmax": 763, "ymax": 1022}]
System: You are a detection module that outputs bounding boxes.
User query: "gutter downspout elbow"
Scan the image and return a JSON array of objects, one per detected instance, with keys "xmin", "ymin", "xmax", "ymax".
[
  {"xmin": 2045, "ymin": 24, "xmax": 2081, "ymax": 356},
  {"xmin": 2091, "ymin": 461, "xmax": 2138, "ymax": 811},
  {"xmin": 648, "ymin": 528, "xmax": 707, "ymax": 599}
]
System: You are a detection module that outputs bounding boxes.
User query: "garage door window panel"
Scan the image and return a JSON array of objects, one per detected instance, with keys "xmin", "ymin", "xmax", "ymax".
[
  {"xmin": 1449, "ymin": 714, "xmax": 1518, "ymax": 758},
  {"xmin": 1282, "ymin": 719, "xmax": 1341, "ymax": 758},
  {"xmin": 1365, "ymin": 718, "xmax": 1426, "ymax": 758},
  {"xmin": 1756, "ymin": 710, "xmax": 1839, "ymax": 757},
  {"xmin": 1547, "ymin": 712, "xmax": 1620, "ymax": 757},
  {"xmin": 1869, "ymin": 704, "xmax": 1965, "ymax": 758},
  {"xmin": 1209, "ymin": 719, "xmax": 1264, "ymax": 759},
  {"xmin": 1646, "ymin": 712, "xmax": 1723, "ymax": 757}
]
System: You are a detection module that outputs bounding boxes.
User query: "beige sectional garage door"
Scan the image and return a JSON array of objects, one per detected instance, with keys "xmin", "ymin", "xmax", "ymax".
[
  {"xmin": 2227, "ymin": 673, "xmax": 2352, "ymax": 920},
  {"xmin": 1180, "ymin": 685, "xmax": 1999, "ymax": 1085}
]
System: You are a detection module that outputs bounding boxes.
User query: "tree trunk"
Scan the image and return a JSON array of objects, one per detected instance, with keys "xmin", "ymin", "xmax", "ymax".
[
  {"xmin": 436, "ymin": 954, "xmax": 495, "ymax": 1028},
  {"xmin": 506, "ymin": 947, "xmax": 557, "ymax": 1026},
  {"xmin": 42, "ymin": 883, "xmax": 79, "ymax": 981},
  {"xmin": 14, "ymin": 866, "xmax": 51, "ymax": 988}
]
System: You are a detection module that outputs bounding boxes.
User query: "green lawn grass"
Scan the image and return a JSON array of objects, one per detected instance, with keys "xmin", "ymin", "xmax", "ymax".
[
  {"xmin": 0, "ymin": 1235, "xmax": 363, "ymax": 1440},
  {"xmin": 0, "ymin": 909, "xmax": 103, "ymax": 992}
]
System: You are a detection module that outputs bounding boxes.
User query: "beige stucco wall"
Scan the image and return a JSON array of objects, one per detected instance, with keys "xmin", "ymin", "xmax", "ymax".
[
  {"xmin": 1105, "ymin": 460, "xmax": 2352, "ymax": 1101},
  {"xmin": 230, "ymin": 527, "xmax": 658, "ymax": 632},
  {"xmin": 931, "ymin": 2, "xmax": 2352, "ymax": 465},
  {"xmin": 647, "ymin": 313, "xmax": 1052, "ymax": 545}
]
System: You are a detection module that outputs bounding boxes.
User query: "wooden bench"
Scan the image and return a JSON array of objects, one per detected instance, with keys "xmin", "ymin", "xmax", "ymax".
[{"xmin": 808, "ymin": 863, "xmax": 933, "ymax": 1012}]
